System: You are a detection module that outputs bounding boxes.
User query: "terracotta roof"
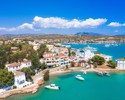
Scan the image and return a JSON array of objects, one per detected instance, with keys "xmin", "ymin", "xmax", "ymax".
[
  {"xmin": 58, "ymin": 53, "xmax": 66, "ymax": 57},
  {"xmin": 21, "ymin": 59, "xmax": 31, "ymax": 63},
  {"xmin": 44, "ymin": 52, "xmax": 55, "ymax": 54},
  {"xmin": 44, "ymin": 53, "xmax": 66, "ymax": 59},
  {"xmin": 44, "ymin": 56, "xmax": 59, "ymax": 59},
  {"xmin": 6, "ymin": 62, "xmax": 21, "ymax": 67},
  {"xmin": 81, "ymin": 60, "xmax": 86, "ymax": 63},
  {"xmin": 13, "ymin": 71, "xmax": 25, "ymax": 76}
]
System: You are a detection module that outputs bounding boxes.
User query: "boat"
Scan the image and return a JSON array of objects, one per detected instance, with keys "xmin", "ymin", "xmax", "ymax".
[
  {"xmin": 103, "ymin": 71, "xmax": 110, "ymax": 76},
  {"xmin": 105, "ymin": 44, "xmax": 110, "ymax": 47},
  {"xmin": 97, "ymin": 72, "xmax": 103, "ymax": 76},
  {"xmin": 75, "ymin": 75, "xmax": 85, "ymax": 81},
  {"xmin": 44, "ymin": 84, "xmax": 60, "ymax": 90}
]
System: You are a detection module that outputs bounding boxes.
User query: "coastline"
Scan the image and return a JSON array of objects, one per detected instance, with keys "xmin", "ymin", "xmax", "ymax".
[
  {"xmin": 0, "ymin": 67, "xmax": 125, "ymax": 99},
  {"xmin": 0, "ymin": 78, "xmax": 44, "ymax": 99}
]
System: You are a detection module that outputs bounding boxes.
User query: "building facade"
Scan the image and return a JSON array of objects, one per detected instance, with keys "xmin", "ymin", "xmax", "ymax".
[{"xmin": 116, "ymin": 58, "xmax": 125, "ymax": 70}]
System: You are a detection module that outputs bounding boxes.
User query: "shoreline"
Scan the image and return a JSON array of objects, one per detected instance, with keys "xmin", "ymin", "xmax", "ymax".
[{"xmin": 0, "ymin": 67, "xmax": 125, "ymax": 99}]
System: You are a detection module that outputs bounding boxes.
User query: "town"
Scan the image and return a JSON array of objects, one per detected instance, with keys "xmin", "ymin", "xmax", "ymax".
[{"xmin": 0, "ymin": 37, "xmax": 125, "ymax": 98}]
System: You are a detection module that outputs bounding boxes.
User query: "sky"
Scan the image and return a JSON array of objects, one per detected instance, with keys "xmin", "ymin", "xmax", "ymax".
[{"xmin": 0, "ymin": 0, "xmax": 125, "ymax": 35}]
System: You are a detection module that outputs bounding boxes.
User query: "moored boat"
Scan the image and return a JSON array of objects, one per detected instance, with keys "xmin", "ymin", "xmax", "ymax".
[
  {"xmin": 44, "ymin": 84, "xmax": 60, "ymax": 90},
  {"xmin": 103, "ymin": 71, "xmax": 110, "ymax": 76},
  {"xmin": 75, "ymin": 75, "xmax": 85, "ymax": 81},
  {"xmin": 97, "ymin": 72, "xmax": 103, "ymax": 76}
]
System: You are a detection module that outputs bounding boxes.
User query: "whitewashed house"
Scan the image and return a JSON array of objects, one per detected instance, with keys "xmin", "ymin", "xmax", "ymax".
[
  {"xmin": 13, "ymin": 71, "xmax": 32, "ymax": 88},
  {"xmin": 13, "ymin": 71, "xmax": 26, "ymax": 88},
  {"xmin": 46, "ymin": 45, "xmax": 69, "ymax": 57},
  {"xmin": 84, "ymin": 49, "xmax": 95, "ymax": 61},
  {"xmin": 6, "ymin": 59, "xmax": 32, "ymax": 72},
  {"xmin": 41, "ymin": 52, "xmax": 69, "ymax": 67},
  {"xmin": 6, "ymin": 62, "xmax": 21, "ymax": 72},
  {"xmin": 20, "ymin": 59, "xmax": 32, "ymax": 68},
  {"xmin": 96, "ymin": 54, "xmax": 112, "ymax": 61},
  {"xmin": 116, "ymin": 58, "xmax": 125, "ymax": 70},
  {"xmin": 75, "ymin": 46, "xmax": 96, "ymax": 62},
  {"xmin": 76, "ymin": 49, "xmax": 84, "ymax": 58}
]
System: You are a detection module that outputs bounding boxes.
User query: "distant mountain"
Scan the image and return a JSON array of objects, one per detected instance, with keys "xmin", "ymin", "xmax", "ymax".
[{"xmin": 75, "ymin": 32, "xmax": 106, "ymax": 36}]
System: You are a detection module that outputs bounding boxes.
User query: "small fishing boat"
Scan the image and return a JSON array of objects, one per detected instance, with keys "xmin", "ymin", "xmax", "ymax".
[
  {"xmin": 75, "ymin": 75, "xmax": 85, "ymax": 81},
  {"xmin": 103, "ymin": 71, "xmax": 110, "ymax": 76},
  {"xmin": 97, "ymin": 72, "xmax": 103, "ymax": 76},
  {"xmin": 44, "ymin": 84, "xmax": 60, "ymax": 90},
  {"xmin": 105, "ymin": 44, "xmax": 110, "ymax": 47}
]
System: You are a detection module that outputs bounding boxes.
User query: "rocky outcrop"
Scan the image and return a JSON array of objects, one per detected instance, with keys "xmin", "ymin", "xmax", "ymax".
[{"xmin": 0, "ymin": 83, "xmax": 42, "ymax": 99}]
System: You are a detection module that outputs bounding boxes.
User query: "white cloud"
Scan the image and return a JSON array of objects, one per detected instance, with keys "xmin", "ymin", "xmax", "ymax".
[
  {"xmin": 0, "ymin": 16, "xmax": 107, "ymax": 32},
  {"xmin": 17, "ymin": 23, "xmax": 33, "ymax": 30},
  {"xmin": 33, "ymin": 16, "xmax": 107, "ymax": 29},
  {"xmin": 0, "ymin": 23, "xmax": 33, "ymax": 32},
  {"xmin": 0, "ymin": 27, "xmax": 17, "ymax": 31},
  {"xmin": 108, "ymin": 22, "xmax": 125, "ymax": 27}
]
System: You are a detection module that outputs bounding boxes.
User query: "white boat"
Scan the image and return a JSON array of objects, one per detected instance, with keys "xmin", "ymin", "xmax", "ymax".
[
  {"xmin": 75, "ymin": 75, "xmax": 85, "ymax": 81},
  {"xmin": 105, "ymin": 44, "xmax": 110, "ymax": 47},
  {"xmin": 44, "ymin": 84, "xmax": 60, "ymax": 90},
  {"xmin": 103, "ymin": 71, "xmax": 110, "ymax": 77}
]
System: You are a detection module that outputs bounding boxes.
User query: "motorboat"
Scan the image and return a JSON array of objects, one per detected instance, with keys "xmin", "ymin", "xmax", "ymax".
[
  {"xmin": 105, "ymin": 44, "xmax": 110, "ymax": 47},
  {"xmin": 44, "ymin": 84, "xmax": 60, "ymax": 90},
  {"xmin": 75, "ymin": 75, "xmax": 85, "ymax": 81},
  {"xmin": 103, "ymin": 71, "xmax": 110, "ymax": 76},
  {"xmin": 97, "ymin": 72, "xmax": 103, "ymax": 76}
]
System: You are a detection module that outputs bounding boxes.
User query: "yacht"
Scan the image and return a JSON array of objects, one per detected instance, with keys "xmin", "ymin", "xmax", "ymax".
[
  {"xmin": 44, "ymin": 84, "xmax": 60, "ymax": 90},
  {"xmin": 75, "ymin": 75, "xmax": 85, "ymax": 81},
  {"xmin": 105, "ymin": 44, "xmax": 110, "ymax": 47}
]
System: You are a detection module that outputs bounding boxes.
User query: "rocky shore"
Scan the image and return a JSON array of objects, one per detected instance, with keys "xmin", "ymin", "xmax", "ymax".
[{"xmin": 0, "ymin": 79, "xmax": 44, "ymax": 99}]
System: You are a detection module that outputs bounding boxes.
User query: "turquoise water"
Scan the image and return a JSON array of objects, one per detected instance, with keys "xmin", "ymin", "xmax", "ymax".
[
  {"xmin": 67, "ymin": 43, "xmax": 125, "ymax": 60},
  {"xmin": 4, "ymin": 72, "xmax": 125, "ymax": 100}
]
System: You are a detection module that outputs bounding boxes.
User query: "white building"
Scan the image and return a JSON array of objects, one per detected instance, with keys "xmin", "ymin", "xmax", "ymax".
[
  {"xmin": 13, "ymin": 71, "xmax": 32, "ymax": 88},
  {"xmin": 6, "ymin": 59, "xmax": 32, "ymax": 72},
  {"xmin": 46, "ymin": 45, "xmax": 69, "ymax": 57},
  {"xmin": 96, "ymin": 54, "xmax": 112, "ymax": 61},
  {"xmin": 75, "ymin": 46, "xmax": 96, "ymax": 61},
  {"xmin": 41, "ymin": 52, "xmax": 69, "ymax": 67},
  {"xmin": 84, "ymin": 49, "xmax": 95, "ymax": 61},
  {"xmin": 13, "ymin": 71, "xmax": 26, "ymax": 88},
  {"xmin": 116, "ymin": 58, "xmax": 125, "ymax": 70}
]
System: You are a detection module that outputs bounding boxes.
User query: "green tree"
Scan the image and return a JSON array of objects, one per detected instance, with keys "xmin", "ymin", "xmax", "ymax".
[
  {"xmin": 0, "ymin": 70, "xmax": 14, "ymax": 87},
  {"xmin": 21, "ymin": 68, "xmax": 35, "ymax": 81},
  {"xmin": 107, "ymin": 60, "xmax": 116, "ymax": 68},
  {"xmin": 40, "ymin": 63, "xmax": 47, "ymax": 70},
  {"xmin": 38, "ymin": 44, "xmax": 48, "ymax": 58},
  {"xmin": 43, "ymin": 70, "xmax": 49, "ymax": 81},
  {"xmin": 91, "ymin": 55, "xmax": 105, "ymax": 65},
  {"xmin": 68, "ymin": 48, "xmax": 71, "ymax": 57},
  {"xmin": 27, "ymin": 50, "xmax": 41, "ymax": 69},
  {"xmin": 71, "ymin": 51, "xmax": 76, "ymax": 56}
]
